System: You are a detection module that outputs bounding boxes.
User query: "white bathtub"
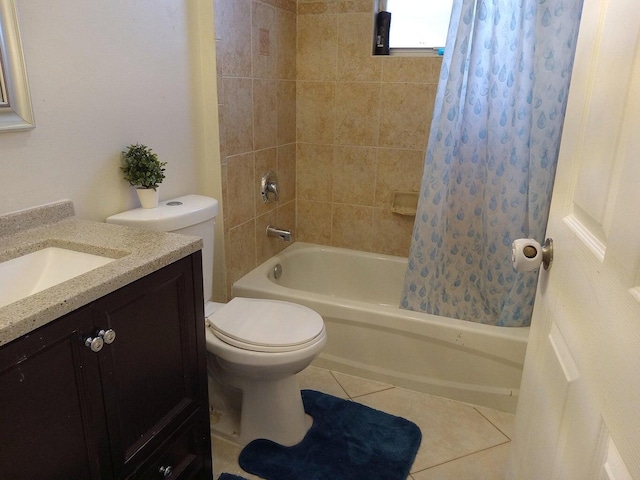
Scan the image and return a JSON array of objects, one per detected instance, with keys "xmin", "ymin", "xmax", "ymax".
[{"xmin": 232, "ymin": 242, "xmax": 529, "ymax": 412}]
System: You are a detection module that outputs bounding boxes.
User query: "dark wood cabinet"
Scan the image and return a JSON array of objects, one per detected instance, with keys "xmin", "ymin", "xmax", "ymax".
[{"xmin": 0, "ymin": 253, "xmax": 212, "ymax": 480}]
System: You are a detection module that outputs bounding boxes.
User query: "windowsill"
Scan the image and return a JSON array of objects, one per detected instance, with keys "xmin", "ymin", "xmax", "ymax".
[{"xmin": 388, "ymin": 47, "xmax": 444, "ymax": 57}]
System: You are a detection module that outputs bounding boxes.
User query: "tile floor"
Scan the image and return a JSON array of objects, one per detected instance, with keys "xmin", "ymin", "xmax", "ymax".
[{"xmin": 211, "ymin": 366, "xmax": 515, "ymax": 480}]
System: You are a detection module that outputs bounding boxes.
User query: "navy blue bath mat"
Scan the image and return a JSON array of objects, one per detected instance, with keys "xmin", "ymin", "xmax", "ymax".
[
  {"xmin": 239, "ymin": 389, "xmax": 422, "ymax": 480},
  {"xmin": 217, "ymin": 474, "xmax": 248, "ymax": 480}
]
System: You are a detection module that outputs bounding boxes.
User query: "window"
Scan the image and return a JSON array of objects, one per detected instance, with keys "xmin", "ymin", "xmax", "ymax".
[{"xmin": 384, "ymin": 0, "xmax": 454, "ymax": 53}]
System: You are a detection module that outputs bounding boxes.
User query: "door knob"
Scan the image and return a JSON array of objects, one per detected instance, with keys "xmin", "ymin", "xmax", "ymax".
[{"xmin": 512, "ymin": 238, "xmax": 553, "ymax": 271}]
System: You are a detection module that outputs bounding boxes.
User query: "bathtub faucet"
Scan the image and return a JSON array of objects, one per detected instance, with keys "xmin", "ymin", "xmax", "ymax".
[{"xmin": 266, "ymin": 225, "xmax": 292, "ymax": 242}]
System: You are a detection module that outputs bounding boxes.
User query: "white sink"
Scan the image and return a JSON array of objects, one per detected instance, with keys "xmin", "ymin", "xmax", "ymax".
[{"xmin": 0, "ymin": 247, "xmax": 116, "ymax": 309}]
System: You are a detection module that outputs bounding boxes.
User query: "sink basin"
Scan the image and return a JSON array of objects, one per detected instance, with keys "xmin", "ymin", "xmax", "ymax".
[{"xmin": 0, "ymin": 247, "xmax": 116, "ymax": 309}]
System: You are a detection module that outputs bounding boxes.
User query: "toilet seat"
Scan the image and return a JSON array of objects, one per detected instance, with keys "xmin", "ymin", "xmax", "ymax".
[{"xmin": 207, "ymin": 297, "xmax": 325, "ymax": 353}]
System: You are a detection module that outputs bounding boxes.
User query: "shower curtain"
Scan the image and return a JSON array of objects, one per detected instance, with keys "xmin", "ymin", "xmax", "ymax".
[{"xmin": 401, "ymin": 0, "xmax": 584, "ymax": 326}]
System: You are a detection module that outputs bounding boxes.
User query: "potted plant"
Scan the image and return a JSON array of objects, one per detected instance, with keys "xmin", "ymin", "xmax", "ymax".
[{"xmin": 121, "ymin": 143, "xmax": 167, "ymax": 208}]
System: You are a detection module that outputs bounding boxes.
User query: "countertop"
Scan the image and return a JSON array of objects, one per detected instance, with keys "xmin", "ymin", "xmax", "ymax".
[{"xmin": 0, "ymin": 200, "xmax": 202, "ymax": 347}]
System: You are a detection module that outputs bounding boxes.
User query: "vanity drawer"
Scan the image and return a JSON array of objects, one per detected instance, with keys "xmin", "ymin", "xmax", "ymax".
[{"xmin": 133, "ymin": 415, "xmax": 206, "ymax": 480}]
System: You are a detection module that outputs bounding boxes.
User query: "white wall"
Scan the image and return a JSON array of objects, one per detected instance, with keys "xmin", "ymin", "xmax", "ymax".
[{"xmin": 0, "ymin": 0, "xmax": 214, "ymax": 221}]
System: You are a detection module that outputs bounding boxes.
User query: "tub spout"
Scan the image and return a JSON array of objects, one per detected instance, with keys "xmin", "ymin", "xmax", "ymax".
[{"xmin": 266, "ymin": 225, "xmax": 292, "ymax": 242}]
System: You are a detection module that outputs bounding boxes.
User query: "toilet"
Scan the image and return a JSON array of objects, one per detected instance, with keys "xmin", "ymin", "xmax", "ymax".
[{"xmin": 106, "ymin": 194, "xmax": 326, "ymax": 446}]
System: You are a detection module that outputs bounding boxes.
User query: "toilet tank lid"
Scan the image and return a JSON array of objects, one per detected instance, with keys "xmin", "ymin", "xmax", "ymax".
[{"xmin": 106, "ymin": 194, "xmax": 219, "ymax": 232}]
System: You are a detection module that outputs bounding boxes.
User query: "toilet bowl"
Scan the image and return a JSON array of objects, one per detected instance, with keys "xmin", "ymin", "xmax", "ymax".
[
  {"xmin": 106, "ymin": 195, "xmax": 327, "ymax": 446},
  {"xmin": 205, "ymin": 298, "xmax": 326, "ymax": 445}
]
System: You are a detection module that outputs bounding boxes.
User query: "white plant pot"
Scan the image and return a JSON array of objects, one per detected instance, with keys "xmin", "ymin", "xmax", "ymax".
[{"xmin": 136, "ymin": 187, "xmax": 159, "ymax": 209}]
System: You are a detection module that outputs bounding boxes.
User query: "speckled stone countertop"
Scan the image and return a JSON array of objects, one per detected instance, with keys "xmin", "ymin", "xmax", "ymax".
[{"xmin": 0, "ymin": 200, "xmax": 202, "ymax": 347}]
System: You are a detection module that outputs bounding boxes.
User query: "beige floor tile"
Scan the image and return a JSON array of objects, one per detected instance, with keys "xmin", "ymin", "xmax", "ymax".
[
  {"xmin": 210, "ymin": 367, "xmax": 513, "ymax": 480},
  {"xmin": 411, "ymin": 443, "xmax": 511, "ymax": 480},
  {"xmin": 331, "ymin": 370, "xmax": 393, "ymax": 398},
  {"xmin": 354, "ymin": 387, "xmax": 510, "ymax": 472},
  {"xmin": 297, "ymin": 365, "xmax": 349, "ymax": 399},
  {"xmin": 474, "ymin": 405, "xmax": 516, "ymax": 440},
  {"xmin": 211, "ymin": 435, "xmax": 264, "ymax": 480}
]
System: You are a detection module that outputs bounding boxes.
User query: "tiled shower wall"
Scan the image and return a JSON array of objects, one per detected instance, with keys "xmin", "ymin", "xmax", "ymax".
[
  {"xmin": 215, "ymin": 0, "xmax": 441, "ymax": 299},
  {"xmin": 215, "ymin": 0, "xmax": 297, "ymax": 299},
  {"xmin": 296, "ymin": 0, "xmax": 441, "ymax": 256}
]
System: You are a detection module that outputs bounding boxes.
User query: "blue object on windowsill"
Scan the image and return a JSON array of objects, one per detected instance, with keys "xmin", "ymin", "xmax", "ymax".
[{"xmin": 438, "ymin": 48, "xmax": 445, "ymax": 56}]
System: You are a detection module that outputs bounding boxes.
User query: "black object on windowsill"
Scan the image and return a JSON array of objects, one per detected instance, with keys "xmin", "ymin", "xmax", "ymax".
[{"xmin": 374, "ymin": 10, "xmax": 391, "ymax": 55}]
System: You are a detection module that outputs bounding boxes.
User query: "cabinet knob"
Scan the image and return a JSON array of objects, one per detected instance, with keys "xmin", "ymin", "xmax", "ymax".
[
  {"xmin": 98, "ymin": 329, "xmax": 116, "ymax": 344},
  {"xmin": 84, "ymin": 336, "xmax": 104, "ymax": 353},
  {"xmin": 159, "ymin": 465, "xmax": 173, "ymax": 477}
]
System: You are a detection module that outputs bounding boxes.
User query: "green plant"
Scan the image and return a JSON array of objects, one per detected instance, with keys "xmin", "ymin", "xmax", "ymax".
[{"xmin": 121, "ymin": 143, "xmax": 167, "ymax": 190}]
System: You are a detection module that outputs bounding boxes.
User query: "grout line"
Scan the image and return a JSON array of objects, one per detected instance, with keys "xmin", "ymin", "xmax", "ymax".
[
  {"xmin": 473, "ymin": 406, "xmax": 513, "ymax": 440},
  {"xmin": 349, "ymin": 385, "xmax": 395, "ymax": 400},
  {"xmin": 410, "ymin": 440, "xmax": 512, "ymax": 474},
  {"xmin": 329, "ymin": 370, "xmax": 352, "ymax": 399}
]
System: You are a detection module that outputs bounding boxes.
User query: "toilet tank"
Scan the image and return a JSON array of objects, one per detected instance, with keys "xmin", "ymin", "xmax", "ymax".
[{"xmin": 106, "ymin": 195, "xmax": 219, "ymax": 303}]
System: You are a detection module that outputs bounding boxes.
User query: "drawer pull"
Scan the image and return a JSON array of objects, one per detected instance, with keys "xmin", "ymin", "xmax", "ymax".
[
  {"xmin": 98, "ymin": 328, "xmax": 116, "ymax": 344},
  {"xmin": 159, "ymin": 465, "xmax": 173, "ymax": 478},
  {"xmin": 84, "ymin": 336, "xmax": 104, "ymax": 353}
]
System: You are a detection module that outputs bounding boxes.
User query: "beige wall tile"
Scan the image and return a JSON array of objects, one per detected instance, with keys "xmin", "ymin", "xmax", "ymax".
[
  {"xmin": 334, "ymin": 82, "xmax": 381, "ymax": 146},
  {"xmin": 256, "ymin": 209, "xmax": 280, "ymax": 265},
  {"xmin": 215, "ymin": 0, "xmax": 299, "ymax": 300},
  {"xmin": 277, "ymin": 200, "xmax": 296, "ymax": 236},
  {"xmin": 297, "ymin": 14, "xmax": 338, "ymax": 81},
  {"xmin": 277, "ymin": 143, "xmax": 296, "ymax": 204},
  {"xmin": 375, "ymin": 148, "xmax": 425, "ymax": 207},
  {"xmin": 379, "ymin": 82, "xmax": 434, "ymax": 150},
  {"xmin": 337, "ymin": 13, "xmax": 381, "ymax": 82},
  {"xmin": 253, "ymin": 79, "xmax": 278, "ymax": 151},
  {"xmin": 262, "ymin": 0, "xmax": 296, "ymax": 13},
  {"xmin": 227, "ymin": 220, "xmax": 257, "ymax": 298},
  {"xmin": 372, "ymin": 208, "xmax": 414, "ymax": 257},
  {"xmin": 297, "ymin": 82, "xmax": 335, "ymax": 144},
  {"xmin": 252, "ymin": 1, "xmax": 277, "ymax": 79},
  {"xmin": 220, "ymin": 163, "xmax": 228, "ymax": 228},
  {"xmin": 296, "ymin": 200, "xmax": 332, "ymax": 245},
  {"xmin": 276, "ymin": 9, "xmax": 296, "ymax": 80},
  {"xmin": 216, "ymin": 0, "xmax": 252, "ymax": 77},
  {"xmin": 277, "ymin": 80, "xmax": 296, "ymax": 145},
  {"xmin": 338, "ymin": 0, "xmax": 372, "ymax": 14},
  {"xmin": 223, "ymin": 77, "xmax": 254, "ymax": 155},
  {"xmin": 226, "ymin": 153, "xmax": 256, "ymax": 228},
  {"xmin": 332, "ymin": 146, "xmax": 377, "ymax": 206},
  {"xmin": 382, "ymin": 56, "xmax": 442, "ymax": 84},
  {"xmin": 297, "ymin": 143, "xmax": 334, "ymax": 202},
  {"xmin": 298, "ymin": 0, "xmax": 372, "ymax": 15},
  {"xmin": 331, "ymin": 203, "xmax": 374, "ymax": 251},
  {"xmin": 217, "ymin": 107, "xmax": 227, "ymax": 164}
]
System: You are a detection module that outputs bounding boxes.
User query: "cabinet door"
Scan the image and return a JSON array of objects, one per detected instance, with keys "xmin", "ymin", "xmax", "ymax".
[
  {"xmin": 0, "ymin": 306, "xmax": 111, "ymax": 480},
  {"xmin": 94, "ymin": 255, "xmax": 208, "ymax": 479}
]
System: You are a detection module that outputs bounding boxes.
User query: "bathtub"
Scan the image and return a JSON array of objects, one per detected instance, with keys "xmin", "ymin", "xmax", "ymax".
[{"xmin": 232, "ymin": 242, "xmax": 529, "ymax": 412}]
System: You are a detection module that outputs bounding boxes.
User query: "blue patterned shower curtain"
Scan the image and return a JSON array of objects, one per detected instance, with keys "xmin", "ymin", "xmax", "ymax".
[{"xmin": 401, "ymin": 0, "xmax": 583, "ymax": 326}]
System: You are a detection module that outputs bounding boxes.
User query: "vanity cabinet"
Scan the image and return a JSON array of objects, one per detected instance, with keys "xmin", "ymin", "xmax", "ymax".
[{"xmin": 0, "ymin": 253, "xmax": 212, "ymax": 480}]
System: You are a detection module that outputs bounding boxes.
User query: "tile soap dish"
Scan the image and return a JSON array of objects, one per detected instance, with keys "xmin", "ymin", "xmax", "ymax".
[{"xmin": 391, "ymin": 191, "xmax": 419, "ymax": 216}]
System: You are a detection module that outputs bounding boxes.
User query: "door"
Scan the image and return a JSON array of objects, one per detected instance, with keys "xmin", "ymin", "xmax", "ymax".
[
  {"xmin": 508, "ymin": 0, "xmax": 640, "ymax": 478},
  {"xmin": 95, "ymin": 256, "xmax": 205, "ymax": 479},
  {"xmin": 0, "ymin": 306, "xmax": 112, "ymax": 479}
]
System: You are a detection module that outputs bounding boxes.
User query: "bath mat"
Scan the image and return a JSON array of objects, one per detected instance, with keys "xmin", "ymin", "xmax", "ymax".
[
  {"xmin": 238, "ymin": 389, "xmax": 422, "ymax": 480},
  {"xmin": 217, "ymin": 474, "xmax": 248, "ymax": 480}
]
